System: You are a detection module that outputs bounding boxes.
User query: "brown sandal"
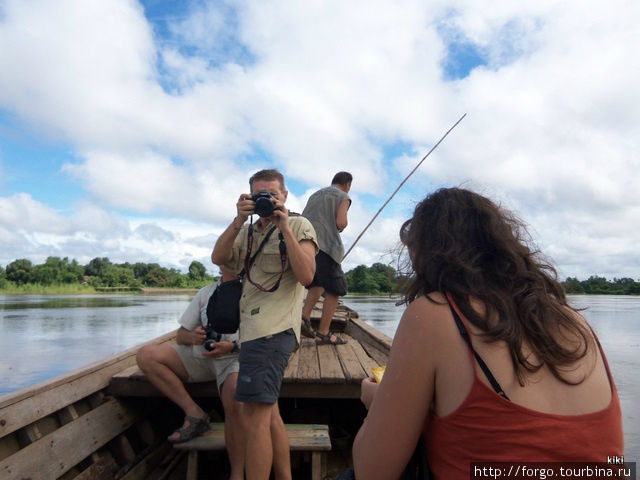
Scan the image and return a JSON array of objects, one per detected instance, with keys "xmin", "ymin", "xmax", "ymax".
[
  {"xmin": 301, "ymin": 315, "xmax": 316, "ymax": 338},
  {"xmin": 315, "ymin": 332, "xmax": 347, "ymax": 345}
]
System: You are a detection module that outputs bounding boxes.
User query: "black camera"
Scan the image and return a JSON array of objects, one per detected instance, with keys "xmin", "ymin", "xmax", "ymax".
[
  {"xmin": 203, "ymin": 326, "xmax": 222, "ymax": 351},
  {"xmin": 251, "ymin": 190, "xmax": 275, "ymax": 217}
]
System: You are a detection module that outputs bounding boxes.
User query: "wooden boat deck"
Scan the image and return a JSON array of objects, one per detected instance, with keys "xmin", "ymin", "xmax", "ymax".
[{"xmin": 108, "ymin": 302, "xmax": 391, "ymax": 399}]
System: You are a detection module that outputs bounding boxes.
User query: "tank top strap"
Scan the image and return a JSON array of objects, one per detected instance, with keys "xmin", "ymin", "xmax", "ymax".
[
  {"xmin": 445, "ymin": 292, "xmax": 510, "ymax": 400},
  {"xmin": 585, "ymin": 323, "xmax": 617, "ymax": 393}
]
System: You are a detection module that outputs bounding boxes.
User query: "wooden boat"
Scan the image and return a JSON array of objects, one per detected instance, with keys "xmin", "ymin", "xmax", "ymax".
[{"xmin": 0, "ymin": 301, "xmax": 392, "ymax": 479}]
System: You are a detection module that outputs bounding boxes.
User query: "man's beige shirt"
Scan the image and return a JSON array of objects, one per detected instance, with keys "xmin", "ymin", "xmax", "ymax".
[{"xmin": 225, "ymin": 216, "xmax": 318, "ymax": 345}]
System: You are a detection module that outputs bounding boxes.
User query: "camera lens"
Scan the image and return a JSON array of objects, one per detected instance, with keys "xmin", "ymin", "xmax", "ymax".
[
  {"xmin": 252, "ymin": 191, "xmax": 275, "ymax": 217},
  {"xmin": 204, "ymin": 339, "xmax": 216, "ymax": 351},
  {"xmin": 254, "ymin": 197, "xmax": 274, "ymax": 217}
]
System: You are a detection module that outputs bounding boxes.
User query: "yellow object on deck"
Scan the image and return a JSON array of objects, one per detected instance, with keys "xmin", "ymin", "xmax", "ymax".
[{"xmin": 371, "ymin": 366, "xmax": 386, "ymax": 383}]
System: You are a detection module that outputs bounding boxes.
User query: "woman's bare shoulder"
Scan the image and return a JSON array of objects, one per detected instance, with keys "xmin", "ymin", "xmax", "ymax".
[{"xmin": 398, "ymin": 292, "xmax": 456, "ymax": 339}]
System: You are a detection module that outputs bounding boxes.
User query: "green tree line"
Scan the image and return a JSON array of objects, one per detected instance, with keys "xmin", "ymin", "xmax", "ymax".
[
  {"xmin": 345, "ymin": 263, "xmax": 407, "ymax": 294},
  {"xmin": 0, "ymin": 257, "xmax": 216, "ymax": 290},
  {"xmin": 561, "ymin": 276, "xmax": 640, "ymax": 295},
  {"xmin": 2, "ymin": 257, "xmax": 638, "ymax": 295},
  {"xmin": 343, "ymin": 263, "xmax": 640, "ymax": 296}
]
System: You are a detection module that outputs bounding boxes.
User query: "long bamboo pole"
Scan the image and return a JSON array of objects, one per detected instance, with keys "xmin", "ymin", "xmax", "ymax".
[{"xmin": 342, "ymin": 113, "xmax": 467, "ymax": 261}]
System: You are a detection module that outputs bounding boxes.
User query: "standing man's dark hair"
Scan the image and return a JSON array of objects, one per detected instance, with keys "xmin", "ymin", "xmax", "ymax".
[
  {"xmin": 331, "ymin": 171, "xmax": 353, "ymax": 187},
  {"xmin": 300, "ymin": 172, "xmax": 353, "ymax": 344}
]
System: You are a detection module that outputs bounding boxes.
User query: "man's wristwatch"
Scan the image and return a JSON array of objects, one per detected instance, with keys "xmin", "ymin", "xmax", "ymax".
[{"xmin": 231, "ymin": 341, "xmax": 240, "ymax": 353}]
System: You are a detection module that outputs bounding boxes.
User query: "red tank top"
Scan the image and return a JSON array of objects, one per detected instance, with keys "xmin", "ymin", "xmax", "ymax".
[{"xmin": 424, "ymin": 297, "xmax": 624, "ymax": 480}]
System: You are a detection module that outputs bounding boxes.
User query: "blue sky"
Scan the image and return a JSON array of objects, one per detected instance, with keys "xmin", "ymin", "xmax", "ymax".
[{"xmin": 1, "ymin": 0, "xmax": 639, "ymax": 279}]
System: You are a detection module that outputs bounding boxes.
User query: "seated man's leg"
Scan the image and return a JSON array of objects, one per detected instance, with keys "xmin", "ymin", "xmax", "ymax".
[
  {"xmin": 137, "ymin": 344, "xmax": 209, "ymax": 442},
  {"xmin": 136, "ymin": 344, "xmax": 205, "ymax": 418}
]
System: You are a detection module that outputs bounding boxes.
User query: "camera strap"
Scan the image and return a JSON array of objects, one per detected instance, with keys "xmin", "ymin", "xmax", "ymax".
[{"xmin": 243, "ymin": 220, "xmax": 287, "ymax": 292}]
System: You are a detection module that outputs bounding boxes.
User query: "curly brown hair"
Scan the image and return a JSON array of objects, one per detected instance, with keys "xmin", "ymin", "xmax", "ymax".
[{"xmin": 400, "ymin": 187, "xmax": 593, "ymax": 385}]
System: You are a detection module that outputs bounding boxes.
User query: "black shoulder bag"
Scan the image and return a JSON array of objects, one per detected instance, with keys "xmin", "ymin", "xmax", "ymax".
[{"xmin": 206, "ymin": 224, "xmax": 279, "ymax": 333}]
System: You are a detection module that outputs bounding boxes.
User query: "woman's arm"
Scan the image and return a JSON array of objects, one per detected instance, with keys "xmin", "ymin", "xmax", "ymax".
[{"xmin": 352, "ymin": 298, "xmax": 437, "ymax": 479}]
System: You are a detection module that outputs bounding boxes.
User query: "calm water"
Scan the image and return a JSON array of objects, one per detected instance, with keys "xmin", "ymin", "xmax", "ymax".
[{"xmin": 0, "ymin": 293, "xmax": 638, "ymax": 459}]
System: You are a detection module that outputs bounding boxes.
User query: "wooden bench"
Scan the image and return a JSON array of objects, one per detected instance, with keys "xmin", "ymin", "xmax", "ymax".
[{"xmin": 173, "ymin": 423, "xmax": 332, "ymax": 480}]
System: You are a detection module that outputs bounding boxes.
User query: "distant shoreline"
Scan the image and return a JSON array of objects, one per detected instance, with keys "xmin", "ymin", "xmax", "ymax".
[{"xmin": 0, "ymin": 286, "xmax": 202, "ymax": 295}]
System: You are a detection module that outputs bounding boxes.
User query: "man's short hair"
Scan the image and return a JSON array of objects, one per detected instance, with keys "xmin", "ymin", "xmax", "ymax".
[
  {"xmin": 249, "ymin": 169, "xmax": 286, "ymax": 192},
  {"xmin": 331, "ymin": 171, "xmax": 353, "ymax": 186}
]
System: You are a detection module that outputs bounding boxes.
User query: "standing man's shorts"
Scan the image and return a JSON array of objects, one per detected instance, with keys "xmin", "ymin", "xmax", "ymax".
[
  {"xmin": 308, "ymin": 251, "xmax": 348, "ymax": 296},
  {"xmin": 235, "ymin": 329, "xmax": 296, "ymax": 404},
  {"xmin": 172, "ymin": 344, "xmax": 239, "ymax": 393}
]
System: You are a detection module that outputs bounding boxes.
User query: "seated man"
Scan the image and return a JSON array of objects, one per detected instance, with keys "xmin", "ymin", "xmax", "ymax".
[{"xmin": 136, "ymin": 268, "xmax": 243, "ymax": 480}]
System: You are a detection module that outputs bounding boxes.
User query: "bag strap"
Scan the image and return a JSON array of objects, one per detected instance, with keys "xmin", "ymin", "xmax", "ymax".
[
  {"xmin": 243, "ymin": 222, "xmax": 288, "ymax": 292},
  {"xmin": 238, "ymin": 223, "xmax": 277, "ymax": 278}
]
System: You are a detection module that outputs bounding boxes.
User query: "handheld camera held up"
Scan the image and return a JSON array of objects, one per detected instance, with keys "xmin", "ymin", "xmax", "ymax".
[{"xmin": 252, "ymin": 190, "xmax": 275, "ymax": 217}]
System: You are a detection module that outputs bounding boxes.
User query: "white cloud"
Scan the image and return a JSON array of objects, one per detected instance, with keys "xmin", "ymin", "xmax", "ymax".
[{"xmin": 0, "ymin": 0, "xmax": 639, "ymax": 279}]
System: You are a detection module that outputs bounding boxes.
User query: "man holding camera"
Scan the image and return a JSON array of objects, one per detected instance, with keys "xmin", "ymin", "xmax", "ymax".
[
  {"xmin": 136, "ymin": 267, "xmax": 244, "ymax": 480},
  {"xmin": 212, "ymin": 169, "xmax": 318, "ymax": 480}
]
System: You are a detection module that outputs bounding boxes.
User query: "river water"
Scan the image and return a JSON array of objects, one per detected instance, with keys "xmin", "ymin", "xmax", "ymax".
[{"xmin": 0, "ymin": 293, "xmax": 638, "ymax": 459}]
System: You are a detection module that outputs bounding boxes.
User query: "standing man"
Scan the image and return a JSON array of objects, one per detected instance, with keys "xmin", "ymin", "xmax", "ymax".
[
  {"xmin": 300, "ymin": 171, "xmax": 352, "ymax": 345},
  {"xmin": 211, "ymin": 169, "xmax": 318, "ymax": 480},
  {"xmin": 136, "ymin": 267, "xmax": 244, "ymax": 480}
]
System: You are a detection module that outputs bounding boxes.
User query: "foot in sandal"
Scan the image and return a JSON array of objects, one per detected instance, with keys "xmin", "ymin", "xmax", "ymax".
[
  {"xmin": 315, "ymin": 331, "xmax": 347, "ymax": 345},
  {"xmin": 301, "ymin": 315, "xmax": 316, "ymax": 338},
  {"xmin": 167, "ymin": 414, "xmax": 210, "ymax": 443}
]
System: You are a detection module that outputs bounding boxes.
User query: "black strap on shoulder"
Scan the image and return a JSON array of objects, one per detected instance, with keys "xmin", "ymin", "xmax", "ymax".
[{"xmin": 446, "ymin": 299, "xmax": 510, "ymax": 400}]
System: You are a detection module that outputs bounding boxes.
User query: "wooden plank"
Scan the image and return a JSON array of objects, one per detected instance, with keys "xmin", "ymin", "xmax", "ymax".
[
  {"xmin": 360, "ymin": 341, "xmax": 389, "ymax": 366},
  {"xmin": 111, "ymin": 365, "xmax": 144, "ymax": 379},
  {"xmin": 283, "ymin": 347, "xmax": 300, "ymax": 382},
  {"xmin": 0, "ymin": 330, "xmax": 177, "ymax": 438},
  {"xmin": 173, "ymin": 423, "xmax": 330, "ymax": 451},
  {"xmin": 349, "ymin": 338, "xmax": 380, "ymax": 378},
  {"xmin": 316, "ymin": 343, "xmax": 346, "ymax": 384},
  {"xmin": 335, "ymin": 338, "xmax": 368, "ymax": 383},
  {"xmin": 345, "ymin": 317, "xmax": 392, "ymax": 351},
  {"xmin": 119, "ymin": 444, "xmax": 173, "ymax": 480},
  {"xmin": 0, "ymin": 397, "xmax": 137, "ymax": 480},
  {"xmin": 296, "ymin": 338, "xmax": 320, "ymax": 383},
  {"xmin": 72, "ymin": 455, "xmax": 118, "ymax": 480}
]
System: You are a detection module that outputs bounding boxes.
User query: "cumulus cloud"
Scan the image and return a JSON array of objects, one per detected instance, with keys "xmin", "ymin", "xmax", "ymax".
[{"xmin": 0, "ymin": 0, "xmax": 639, "ymax": 279}]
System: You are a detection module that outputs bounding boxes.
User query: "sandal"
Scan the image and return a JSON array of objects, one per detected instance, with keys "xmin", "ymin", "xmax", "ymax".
[
  {"xmin": 301, "ymin": 315, "xmax": 316, "ymax": 338},
  {"xmin": 167, "ymin": 414, "xmax": 210, "ymax": 443},
  {"xmin": 315, "ymin": 331, "xmax": 347, "ymax": 346}
]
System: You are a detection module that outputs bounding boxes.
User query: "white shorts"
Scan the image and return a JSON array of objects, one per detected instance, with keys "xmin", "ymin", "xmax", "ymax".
[{"xmin": 172, "ymin": 344, "xmax": 240, "ymax": 392}]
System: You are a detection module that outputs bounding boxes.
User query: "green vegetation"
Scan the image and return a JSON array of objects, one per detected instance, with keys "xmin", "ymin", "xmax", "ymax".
[
  {"xmin": 0, "ymin": 257, "xmax": 217, "ymax": 294},
  {"xmin": 342, "ymin": 263, "xmax": 640, "ymax": 296},
  {"xmin": 561, "ymin": 276, "xmax": 640, "ymax": 295},
  {"xmin": 2, "ymin": 257, "xmax": 638, "ymax": 296},
  {"xmin": 345, "ymin": 263, "xmax": 406, "ymax": 294}
]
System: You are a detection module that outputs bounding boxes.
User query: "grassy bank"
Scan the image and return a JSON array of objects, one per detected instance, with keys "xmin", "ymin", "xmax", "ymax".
[{"xmin": 0, "ymin": 283, "xmax": 98, "ymax": 295}]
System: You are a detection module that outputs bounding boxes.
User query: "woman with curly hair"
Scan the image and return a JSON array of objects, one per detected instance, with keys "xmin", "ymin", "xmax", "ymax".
[{"xmin": 352, "ymin": 187, "xmax": 623, "ymax": 479}]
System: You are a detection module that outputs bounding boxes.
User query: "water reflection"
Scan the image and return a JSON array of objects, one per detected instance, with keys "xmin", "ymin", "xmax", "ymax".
[{"xmin": 0, "ymin": 293, "xmax": 194, "ymax": 395}]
